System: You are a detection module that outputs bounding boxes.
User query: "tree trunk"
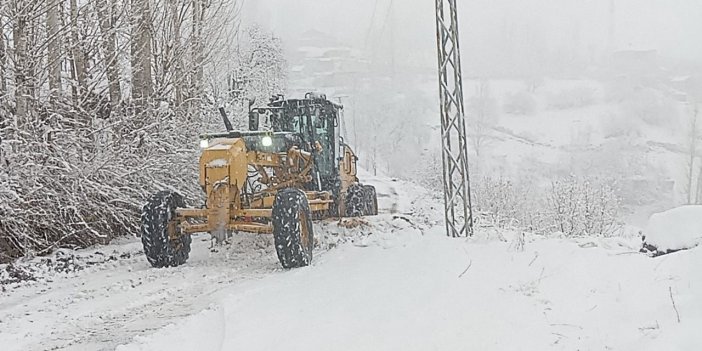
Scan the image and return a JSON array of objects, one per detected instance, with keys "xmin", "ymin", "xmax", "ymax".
[
  {"xmin": 27, "ymin": 7, "xmax": 38, "ymax": 102},
  {"xmin": 142, "ymin": 0, "xmax": 152, "ymax": 99},
  {"xmin": 69, "ymin": 0, "xmax": 86, "ymax": 102},
  {"xmin": 47, "ymin": 0, "xmax": 63, "ymax": 102},
  {"xmin": 130, "ymin": 0, "xmax": 141, "ymax": 103},
  {"xmin": 131, "ymin": 0, "xmax": 152, "ymax": 112},
  {"xmin": 96, "ymin": 0, "xmax": 121, "ymax": 112},
  {"xmin": 12, "ymin": 2, "xmax": 30, "ymax": 123},
  {"xmin": 190, "ymin": 0, "xmax": 204, "ymax": 106},
  {"xmin": 171, "ymin": 0, "xmax": 183, "ymax": 106},
  {"xmin": 695, "ymin": 104, "xmax": 702, "ymax": 205},
  {"xmin": 688, "ymin": 105, "xmax": 699, "ymax": 204},
  {"xmin": 0, "ymin": 0, "xmax": 6, "ymax": 97}
]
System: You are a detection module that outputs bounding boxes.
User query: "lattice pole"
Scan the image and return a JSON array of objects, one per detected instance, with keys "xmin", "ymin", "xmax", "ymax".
[{"xmin": 434, "ymin": 0, "xmax": 473, "ymax": 237}]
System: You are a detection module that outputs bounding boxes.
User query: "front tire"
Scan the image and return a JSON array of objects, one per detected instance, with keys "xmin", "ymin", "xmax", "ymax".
[
  {"xmin": 272, "ymin": 188, "xmax": 314, "ymax": 268},
  {"xmin": 141, "ymin": 191, "xmax": 191, "ymax": 268}
]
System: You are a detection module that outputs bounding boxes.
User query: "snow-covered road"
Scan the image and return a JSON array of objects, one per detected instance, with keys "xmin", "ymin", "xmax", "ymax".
[
  {"xmin": 0, "ymin": 231, "xmax": 285, "ymax": 350},
  {"xmin": 1, "ymin": 175, "xmax": 700, "ymax": 350},
  {"xmin": 0, "ymin": 173, "xmax": 425, "ymax": 351}
]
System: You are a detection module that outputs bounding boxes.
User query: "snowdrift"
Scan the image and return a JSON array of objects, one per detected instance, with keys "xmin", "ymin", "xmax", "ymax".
[{"xmin": 643, "ymin": 206, "xmax": 702, "ymax": 255}]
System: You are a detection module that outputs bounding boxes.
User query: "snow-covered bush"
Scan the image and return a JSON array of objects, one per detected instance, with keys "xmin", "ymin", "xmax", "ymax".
[
  {"xmin": 472, "ymin": 176, "xmax": 553, "ymax": 233},
  {"xmin": 466, "ymin": 173, "xmax": 621, "ymax": 237},
  {"xmin": 0, "ymin": 105, "xmax": 206, "ymax": 263},
  {"xmin": 548, "ymin": 87, "xmax": 596, "ymax": 110},
  {"xmin": 503, "ymin": 91, "xmax": 537, "ymax": 115},
  {"xmin": 548, "ymin": 176, "xmax": 621, "ymax": 237},
  {"xmin": 472, "ymin": 176, "xmax": 520, "ymax": 228}
]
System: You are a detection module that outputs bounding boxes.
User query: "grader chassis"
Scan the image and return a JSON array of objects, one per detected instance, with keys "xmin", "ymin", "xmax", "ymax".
[{"xmin": 140, "ymin": 93, "xmax": 378, "ymax": 269}]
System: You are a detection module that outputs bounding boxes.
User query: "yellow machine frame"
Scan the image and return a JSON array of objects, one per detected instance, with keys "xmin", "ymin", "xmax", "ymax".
[{"xmin": 169, "ymin": 137, "xmax": 358, "ymax": 239}]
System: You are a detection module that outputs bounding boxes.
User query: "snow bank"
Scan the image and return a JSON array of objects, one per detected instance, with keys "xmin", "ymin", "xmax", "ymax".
[
  {"xmin": 643, "ymin": 206, "xmax": 702, "ymax": 252},
  {"xmin": 0, "ymin": 238, "xmax": 144, "ymax": 286}
]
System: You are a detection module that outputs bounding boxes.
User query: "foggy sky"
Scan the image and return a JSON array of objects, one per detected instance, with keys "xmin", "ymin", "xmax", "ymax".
[{"xmin": 243, "ymin": 0, "xmax": 702, "ymax": 70}]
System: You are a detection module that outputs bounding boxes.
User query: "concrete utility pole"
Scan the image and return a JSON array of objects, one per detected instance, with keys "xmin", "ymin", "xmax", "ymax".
[{"xmin": 434, "ymin": 0, "xmax": 473, "ymax": 237}]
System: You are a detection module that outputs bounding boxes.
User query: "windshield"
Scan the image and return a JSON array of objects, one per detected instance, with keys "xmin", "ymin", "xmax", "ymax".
[{"xmin": 275, "ymin": 112, "xmax": 334, "ymax": 174}]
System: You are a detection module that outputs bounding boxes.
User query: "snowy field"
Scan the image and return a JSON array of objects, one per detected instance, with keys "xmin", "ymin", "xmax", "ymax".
[{"xmin": 1, "ymin": 175, "xmax": 700, "ymax": 351}]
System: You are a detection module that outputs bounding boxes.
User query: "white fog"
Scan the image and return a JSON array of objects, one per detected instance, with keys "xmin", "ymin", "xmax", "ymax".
[
  {"xmin": 0, "ymin": 0, "xmax": 700, "ymax": 350},
  {"xmin": 246, "ymin": 0, "xmax": 702, "ymax": 225}
]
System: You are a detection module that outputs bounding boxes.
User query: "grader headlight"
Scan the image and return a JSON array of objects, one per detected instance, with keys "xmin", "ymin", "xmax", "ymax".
[
  {"xmin": 261, "ymin": 135, "xmax": 273, "ymax": 147},
  {"xmin": 199, "ymin": 139, "xmax": 210, "ymax": 149}
]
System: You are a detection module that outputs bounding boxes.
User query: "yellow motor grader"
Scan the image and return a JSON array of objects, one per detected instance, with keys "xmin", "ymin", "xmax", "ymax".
[{"xmin": 140, "ymin": 93, "xmax": 378, "ymax": 269}]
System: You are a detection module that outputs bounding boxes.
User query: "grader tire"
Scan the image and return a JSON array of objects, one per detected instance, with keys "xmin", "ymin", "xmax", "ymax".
[
  {"xmin": 272, "ymin": 188, "xmax": 314, "ymax": 269},
  {"xmin": 345, "ymin": 184, "xmax": 366, "ymax": 217},
  {"xmin": 141, "ymin": 191, "xmax": 191, "ymax": 268},
  {"xmin": 363, "ymin": 185, "xmax": 379, "ymax": 216}
]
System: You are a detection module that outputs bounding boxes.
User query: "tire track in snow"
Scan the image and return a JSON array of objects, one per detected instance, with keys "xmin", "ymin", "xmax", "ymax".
[
  {"xmin": 1, "ymin": 176, "xmax": 416, "ymax": 351},
  {"xmin": 1, "ymin": 233, "xmax": 284, "ymax": 351}
]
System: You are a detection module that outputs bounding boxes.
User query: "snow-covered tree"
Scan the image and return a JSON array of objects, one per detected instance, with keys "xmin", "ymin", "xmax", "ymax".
[
  {"xmin": 216, "ymin": 24, "xmax": 287, "ymax": 125},
  {"xmin": 351, "ymin": 79, "xmax": 431, "ymax": 177},
  {"xmin": 0, "ymin": 0, "xmax": 286, "ymax": 263},
  {"xmin": 685, "ymin": 103, "xmax": 702, "ymax": 204},
  {"xmin": 466, "ymin": 79, "xmax": 498, "ymax": 158}
]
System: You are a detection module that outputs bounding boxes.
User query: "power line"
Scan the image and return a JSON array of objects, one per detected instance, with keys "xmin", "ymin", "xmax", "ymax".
[
  {"xmin": 377, "ymin": 0, "xmax": 395, "ymax": 39},
  {"xmin": 363, "ymin": 0, "xmax": 381, "ymax": 50}
]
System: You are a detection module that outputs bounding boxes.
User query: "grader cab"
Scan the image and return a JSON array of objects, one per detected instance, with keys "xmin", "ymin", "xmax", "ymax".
[{"xmin": 140, "ymin": 93, "xmax": 378, "ymax": 269}]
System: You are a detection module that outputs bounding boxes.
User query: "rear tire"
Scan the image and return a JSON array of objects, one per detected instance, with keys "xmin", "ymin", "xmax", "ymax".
[
  {"xmin": 363, "ymin": 185, "xmax": 378, "ymax": 216},
  {"xmin": 272, "ymin": 188, "xmax": 314, "ymax": 268},
  {"xmin": 141, "ymin": 191, "xmax": 191, "ymax": 268},
  {"xmin": 345, "ymin": 184, "xmax": 366, "ymax": 217}
]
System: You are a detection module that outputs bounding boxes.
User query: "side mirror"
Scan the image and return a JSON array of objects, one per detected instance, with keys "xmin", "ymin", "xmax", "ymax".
[{"xmin": 249, "ymin": 111, "xmax": 260, "ymax": 131}]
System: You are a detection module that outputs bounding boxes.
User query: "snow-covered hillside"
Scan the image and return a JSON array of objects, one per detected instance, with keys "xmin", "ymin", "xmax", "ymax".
[
  {"xmin": 1, "ymin": 175, "xmax": 699, "ymax": 351},
  {"xmin": 453, "ymin": 77, "xmax": 691, "ymax": 228}
]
